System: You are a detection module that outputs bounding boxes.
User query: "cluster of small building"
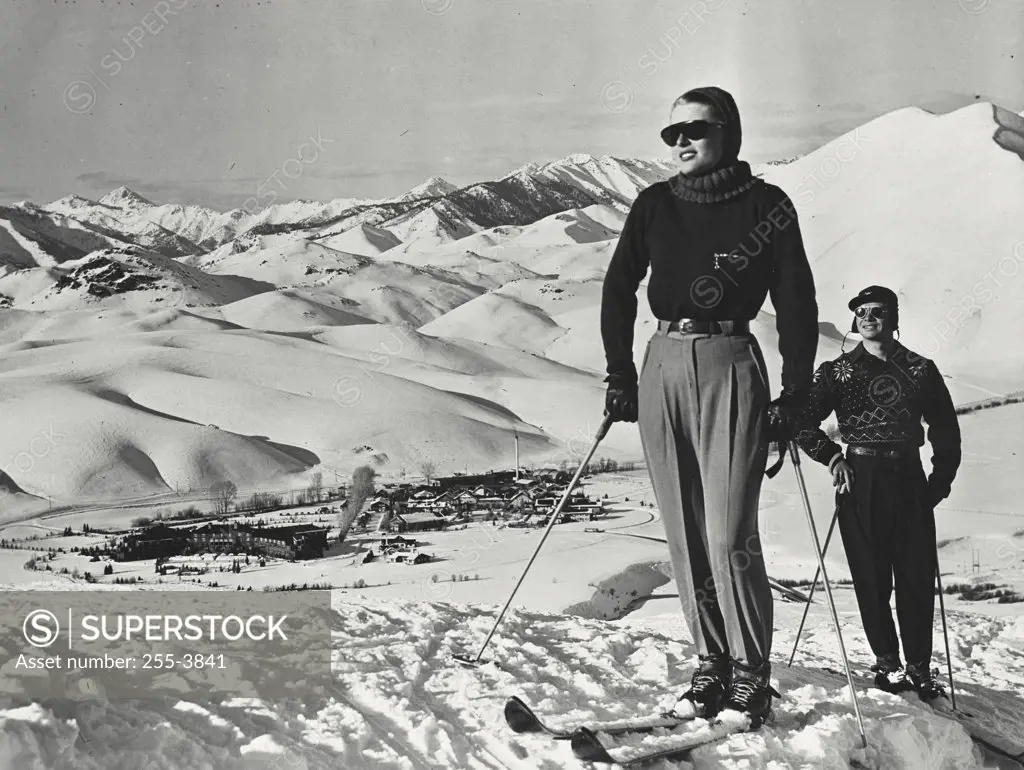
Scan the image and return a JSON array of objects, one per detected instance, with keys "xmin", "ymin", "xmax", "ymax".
[
  {"xmin": 361, "ymin": 535, "xmax": 432, "ymax": 564},
  {"xmin": 375, "ymin": 469, "xmax": 605, "ymax": 533},
  {"xmin": 103, "ymin": 469, "xmax": 605, "ymax": 564}
]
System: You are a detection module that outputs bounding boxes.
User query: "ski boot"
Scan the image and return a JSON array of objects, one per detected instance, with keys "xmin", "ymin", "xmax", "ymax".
[
  {"xmin": 723, "ymin": 663, "xmax": 780, "ymax": 729},
  {"xmin": 870, "ymin": 653, "xmax": 914, "ymax": 694},
  {"xmin": 668, "ymin": 654, "xmax": 731, "ymax": 719},
  {"xmin": 905, "ymin": 662, "xmax": 946, "ymax": 702}
]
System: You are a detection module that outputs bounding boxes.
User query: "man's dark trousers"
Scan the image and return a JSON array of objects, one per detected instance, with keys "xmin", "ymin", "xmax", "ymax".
[{"xmin": 838, "ymin": 451, "xmax": 937, "ymax": 669}]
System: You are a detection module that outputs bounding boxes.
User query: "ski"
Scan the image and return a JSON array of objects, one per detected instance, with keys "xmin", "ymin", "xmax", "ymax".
[
  {"xmin": 570, "ymin": 714, "xmax": 753, "ymax": 766},
  {"xmin": 820, "ymin": 666, "xmax": 1024, "ymax": 766},
  {"xmin": 927, "ymin": 694, "xmax": 1024, "ymax": 766},
  {"xmin": 503, "ymin": 695, "xmax": 697, "ymax": 740}
]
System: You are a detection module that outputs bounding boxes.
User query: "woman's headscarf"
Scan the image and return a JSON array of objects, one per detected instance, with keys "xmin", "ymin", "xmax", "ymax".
[{"xmin": 676, "ymin": 86, "xmax": 742, "ymax": 167}]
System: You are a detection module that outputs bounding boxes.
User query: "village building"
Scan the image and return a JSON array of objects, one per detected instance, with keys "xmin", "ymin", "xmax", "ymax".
[
  {"xmin": 388, "ymin": 511, "xmax": 447, "ymax": 533},
  {"xmin": 505, "ymin": 489, "xmax": 539, "ymax": 512},
  {"xmin": 113, "ymin": 521, "xmax": 328, "ymax": 562},
  {"xmin": 434, "ymin": 470, "xmax": 517, "ymax": 491},
  {"xmin": 111, "ymin": 523, "xmax": 190, "ymax": 561}
]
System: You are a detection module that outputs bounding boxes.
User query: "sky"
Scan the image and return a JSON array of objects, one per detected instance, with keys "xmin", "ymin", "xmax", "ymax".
[{"xmin": 0, "ymin": 0, "xmax": 1022, "ymax": 210}]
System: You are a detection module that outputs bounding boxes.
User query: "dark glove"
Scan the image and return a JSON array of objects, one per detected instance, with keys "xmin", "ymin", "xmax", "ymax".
[
  {"xmin": 925, "ymin": 477, "xmax": 950, "ymax": 508},
  {"xmin": 766, "ymin": 390, "xmax": 804, "ymax": 444},
  {"xmin": 605, "ymin": 379, "xmax": 638, "ymax": 423}
]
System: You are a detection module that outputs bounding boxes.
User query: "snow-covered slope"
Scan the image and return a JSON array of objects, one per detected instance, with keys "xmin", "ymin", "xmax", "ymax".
[
  {"xmin": 419, "ymin": 290, "xmax": 569, "ymax": 354},
  {"xmin": 519, "ymin": 153, "xmax": 674, "ymax": 208},
  {"xmin": 186, "ymin": 233, "xmax": 372, "ymax": 287},
  {"xmin": 378, "ymin": 246, "xmax": 544, "ymax": 289},
  {"xmin": 0, "ymin": 322, "xmax": 561, "ymax": 515},
  {"xmin": 376, "ymin": 157, "xmax": 662, "ymax": 253},
  {"xmin": 2, "ymin": 592, "xmax": 1022, "ymax": 769},
  {"xmin": 0, "ymin": 204, "xmax": 138, "ymax": 268},
  {"xmin": 761, "ymin": 102, "xmax": 1024, "ymax": 384},
  {"xmin": 504, "ymin": 206, "xmax": 622, "ymax": 246},
  {"xmin": 43, "ymin": 196, "xmax": 203, "ymax": 258},
  {"xmin": 313, "ymin": 222, "xmax": 402, "ymax": 256},
  {"xmin": 8, "ymin": 247, "xmax": 266, "ymax": 312},
  {"xmin": 380, "ymin": 196, "xmax": 483, "ymax": 247},
  {"xmin": 210, "ymin": 288, "xmax": 376, "ymax": 332}
]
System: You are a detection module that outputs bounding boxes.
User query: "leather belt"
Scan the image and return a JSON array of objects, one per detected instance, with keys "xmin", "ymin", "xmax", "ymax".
[
  {"xmin": 658, "ymin": 319, "xmax": 749, "ymax": 335},
  {"xmin": 848, "ymin": 445, "xmax": 917, "ymax": 459}
]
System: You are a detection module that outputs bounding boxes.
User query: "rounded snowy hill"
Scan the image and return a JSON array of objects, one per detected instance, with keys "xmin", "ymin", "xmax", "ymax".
[
  {"xmin": 313, "ymin": 222, "xmax": 402, "ymax": 256},
  {"xmin": 2, "ymin": 248, "xmax": 266, "ymax": 313},
  {"xmin": 376, "ymin": 245, "xmax": 543, "ymax": 290},
  {"xmin": 419, "ymin": 291, "xmax": 568, "ymax": 354},
  {"xmin": 508, "ymin": 206, "xmax": 622, "ymax": 246},
  {"xmin": 187, "ymin": 233, "xmax": 371, "ymax": 286},
  {"xmin": 186, "ymin": 234, "xmax": 485, "ymax": 327},
  {"xmin": 761, "ymin": 102, "xmax": 1024, "ymax": 389},
  {"xmin": 207, "ymin": 288, "xmax": 376, "ymax": 332},
  {"xmin": 0, "ymin": 320, "xmax": 560, "ymax": 518}
]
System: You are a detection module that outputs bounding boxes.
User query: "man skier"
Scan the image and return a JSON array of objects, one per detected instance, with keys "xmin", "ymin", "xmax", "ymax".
[
  {"xmin": 794, "ymin": 286, "xmax": 961, "ymax": 700},
  {"xmin": 601, "ymin": 86, "xmax": 818, "ymax": 727}
]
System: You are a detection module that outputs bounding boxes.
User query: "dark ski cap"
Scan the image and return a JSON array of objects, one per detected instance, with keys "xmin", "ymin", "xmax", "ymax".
[{"xmin": 848, "ymin": 285, "xmax": 899, "ymax": 331}]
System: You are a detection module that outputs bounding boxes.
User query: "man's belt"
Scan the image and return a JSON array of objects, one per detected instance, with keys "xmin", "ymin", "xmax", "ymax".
[
  {"xmin": 658, "ymin": 319, "xmax": 749, "ymax": 335},
  {"xmin": 848, "ymin": 445, "xmax": 917, "ymax": 459}
]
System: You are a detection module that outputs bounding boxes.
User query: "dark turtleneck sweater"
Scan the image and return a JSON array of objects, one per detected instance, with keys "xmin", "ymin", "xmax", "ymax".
[{"xmin": 601, "ymin": 160, "xmax": 819, "ymax": 396}]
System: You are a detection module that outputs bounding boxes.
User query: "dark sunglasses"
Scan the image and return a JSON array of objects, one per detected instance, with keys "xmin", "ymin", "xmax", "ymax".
[
  {"xmin": 854, "ymin": 306, "xmax": 889, "ymax": 320},
  {"xmin": 660, "ymin": 120, "xmax": 723, "ymax": 146}
]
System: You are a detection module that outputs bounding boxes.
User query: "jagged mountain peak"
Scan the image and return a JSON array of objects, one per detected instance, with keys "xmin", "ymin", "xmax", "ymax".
[
  {"xmin": 400, "ymin": 176, "xmax": 459, "ymax": 201},
  {"xmin": 419, "ymin": 175, "xmax": 456, "ymax": 191},
  {"xmin": 547, "ymin": 152, "xmax": 615, "ymax": 168},
  {"xmin": 99, "ymin": 186, "xmax": 155, "ymax": 209}
]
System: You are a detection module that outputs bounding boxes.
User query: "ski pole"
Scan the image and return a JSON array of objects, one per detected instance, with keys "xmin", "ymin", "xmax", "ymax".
[
  {"xmin": 789, "ymin": 440, "xmax": 868, "ymax": 749},
  {"xmin": 788, "ymin": 502, "xmax": 841, "ymax": 667},
  {"xmin": 453, "ymin": 414, "xmax": 613, "ymax": 667},
  {"xmin": 934, "ymin": 548, "xmax": 957, "ymax": 711}
]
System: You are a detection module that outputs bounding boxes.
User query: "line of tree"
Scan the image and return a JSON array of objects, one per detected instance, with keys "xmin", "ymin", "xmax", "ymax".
[
  {"xmin": 235, "ymin": 491, "xmax": 284, "ymax": 513},
  {"xmin": 211, "ymin": 481, "xmax": 237, "ymax": 516},
  {"xmin": 956, "ymin": 394, "xmax": 1024, "ymax": 415}
]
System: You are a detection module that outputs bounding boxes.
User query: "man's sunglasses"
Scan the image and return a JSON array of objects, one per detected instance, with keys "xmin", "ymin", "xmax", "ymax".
[
  {"xmin": 660, "ymin": 120, "xmax": 723, "ymax": 147},
  {"xmin": 854, "ymin": 306, "xmax": 889, "ymax": 320}
]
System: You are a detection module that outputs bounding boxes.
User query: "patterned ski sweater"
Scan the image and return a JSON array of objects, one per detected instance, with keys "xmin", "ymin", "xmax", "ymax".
[{"xmin": 794, "ymin": 341, "xmax": 962, "ymax": 500}]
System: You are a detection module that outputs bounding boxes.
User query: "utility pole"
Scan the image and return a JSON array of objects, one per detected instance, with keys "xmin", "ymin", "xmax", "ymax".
[{"xmin": 514, "ymin": 429, "xmax": 520, "ymax": 481}]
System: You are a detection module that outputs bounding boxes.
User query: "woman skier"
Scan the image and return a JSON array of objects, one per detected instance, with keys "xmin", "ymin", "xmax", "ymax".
[{"xmin": 600, "ymin": 86, "xmax": 819, "ymax": 727}]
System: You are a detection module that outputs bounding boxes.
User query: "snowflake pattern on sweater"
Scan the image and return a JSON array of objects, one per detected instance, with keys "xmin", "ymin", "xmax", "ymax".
[{"xmin": 794, "ymin": 341, "xmax": 962, "ymax": 500}]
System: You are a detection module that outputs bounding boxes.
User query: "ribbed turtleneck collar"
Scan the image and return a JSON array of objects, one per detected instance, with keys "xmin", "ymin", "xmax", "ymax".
[{"xmin": 668, "ymin": 160, "xmax": 758, "ymax": 203}]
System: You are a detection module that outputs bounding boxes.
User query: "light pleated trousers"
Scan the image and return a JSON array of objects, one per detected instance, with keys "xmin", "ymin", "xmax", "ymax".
[{"xmin": 638, "ymin": 328, "xmax": 773, "ymax": 670}]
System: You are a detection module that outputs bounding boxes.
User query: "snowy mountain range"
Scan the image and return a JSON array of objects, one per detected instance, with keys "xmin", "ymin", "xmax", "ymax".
[
  {"xmin": 0, "ymin": 154, "xmax": 667, "ymax": 268},
  {"xmin": 0, "ymin": 102, "xmax": 1023, "ymax": 515}
]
